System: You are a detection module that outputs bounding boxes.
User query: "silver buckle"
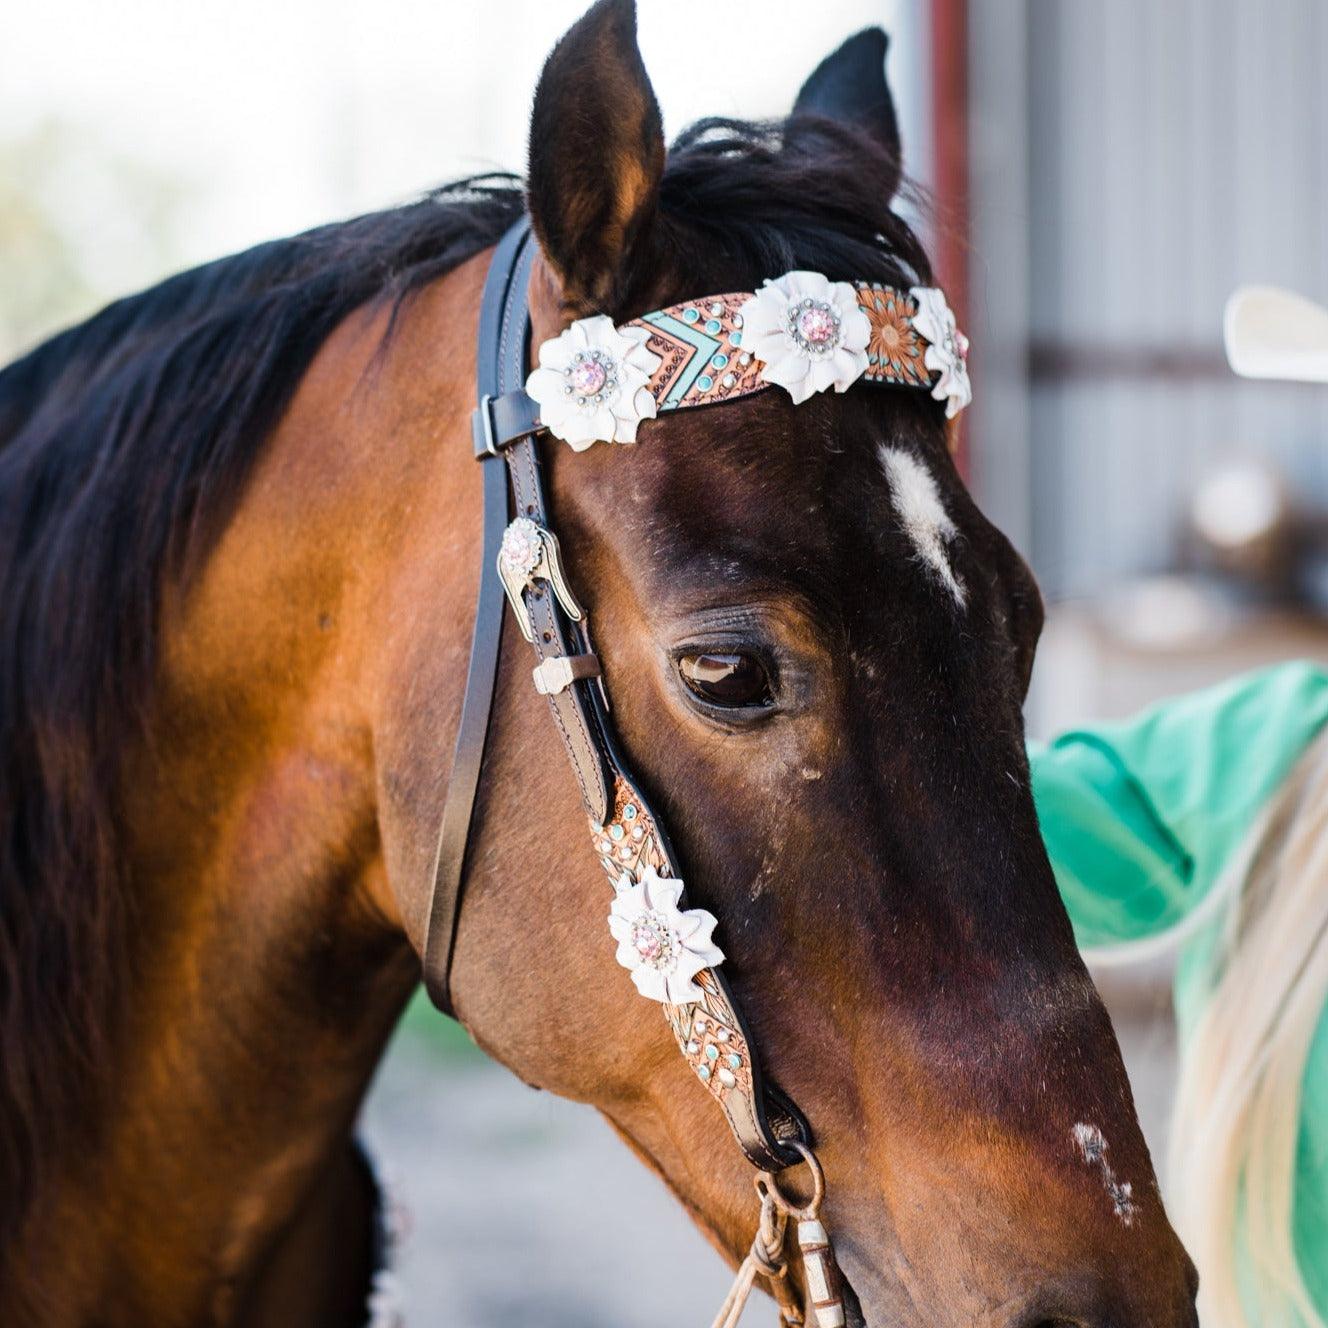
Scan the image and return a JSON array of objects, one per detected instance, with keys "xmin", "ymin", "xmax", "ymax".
[
  {"xmin": 473, "ymin": 393, "xmax": 500, "ymax": 459},
  {"xmin": 497, "ymin": 518, "xmax": 586, "ymax": 643}
]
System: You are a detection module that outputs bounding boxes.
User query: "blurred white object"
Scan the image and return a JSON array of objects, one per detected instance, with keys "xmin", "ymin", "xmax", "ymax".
[
  {"xmin": 1191, "ymin": 460, "xmax": 1287, "ymax": 551},
  {"xmin": 1190, "ymin": 459, "xmax": 1294, "ymax": 596},
  {"xmin": 1223, "ymin": 285, "xmax": 1328, "ymax": 383},
  {"xmin": 1100, "ymin": 576, "xmax": 1234, "ymax": 652}
]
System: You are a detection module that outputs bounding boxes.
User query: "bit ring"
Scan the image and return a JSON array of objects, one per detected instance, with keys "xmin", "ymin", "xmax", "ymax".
[{"xmin": 756, "ymin": 1140, "xmax": 825, "ymax": 1220}]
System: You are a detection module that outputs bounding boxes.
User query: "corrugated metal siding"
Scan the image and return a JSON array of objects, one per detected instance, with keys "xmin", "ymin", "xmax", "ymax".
[{"xmin": 1017, "ymin": 0, "xmax": 1328, "ymax": 598}]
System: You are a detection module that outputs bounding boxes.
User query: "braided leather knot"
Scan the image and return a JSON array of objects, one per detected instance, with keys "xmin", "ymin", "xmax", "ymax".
[
  {"xmin": 750, "ymin": 1199, "xmax": 789, "ymax": 1280},
  {"xmin": 712, "ymin": 1143, "xmax": 840, "ymax": 1328}
]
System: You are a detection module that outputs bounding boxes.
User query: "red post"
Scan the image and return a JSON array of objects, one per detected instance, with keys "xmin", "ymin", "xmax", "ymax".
[{"xmin": 929, "ymin": 0, "xmax": 969, "ymax": 474}]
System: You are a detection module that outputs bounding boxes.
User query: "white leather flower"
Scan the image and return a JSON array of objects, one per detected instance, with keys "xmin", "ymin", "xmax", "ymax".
[
  {"xmin": 910, "ymin": 286, "xmax": 972, "ymax": 419},
  {"xmin": 737, "ymin": 271, "xmax": 871, "ymax": 406},
  {"xmin": 526, "ymin": 315, "xmax": 661, "ymax": 449},
  {"xmin": 607, "ymin": 864, "xmax": 724, "ymax": 1005}
]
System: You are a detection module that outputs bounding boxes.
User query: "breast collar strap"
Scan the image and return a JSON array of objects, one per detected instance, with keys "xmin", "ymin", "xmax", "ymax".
[{"xmin": 422, "ymin": 218, "xmax": 809, "ymax": 1172}]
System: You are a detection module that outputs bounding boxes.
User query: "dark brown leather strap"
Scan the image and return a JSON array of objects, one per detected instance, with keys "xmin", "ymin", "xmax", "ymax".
[
  {"xmin": 473, "ymin": 388, "xmax": 541, "ymax": 457},
  {"xmin": 500, "ymin": 405, "xmax": 806, "ymax": 1171},
  {"xmin": 420, "ymin": 220, "xmax": 533, "ymax": 1015}
]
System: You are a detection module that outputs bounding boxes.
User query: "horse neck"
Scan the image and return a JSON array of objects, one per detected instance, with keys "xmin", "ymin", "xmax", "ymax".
[{"xmin": 14, "ymin": 257, "xmax": 498, "ymax": 1326}]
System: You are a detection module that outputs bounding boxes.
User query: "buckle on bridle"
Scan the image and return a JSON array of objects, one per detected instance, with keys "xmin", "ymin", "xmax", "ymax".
[
  {"xmin": 472, "ymin": 393, "xmax": 502, "ymax": 459},
  {"xmin": 497, "ymin": 517, "xmax": 586, "ymax": 643},
  {"xmin": 472, "ymin": 390, "xmax": 544, "ymax": 460}
]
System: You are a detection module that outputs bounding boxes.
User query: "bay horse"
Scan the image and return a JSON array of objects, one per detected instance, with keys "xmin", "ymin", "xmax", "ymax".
[{"xmin": 0, "ymin": 2, "xmax": 1198, "ymax": 1323}]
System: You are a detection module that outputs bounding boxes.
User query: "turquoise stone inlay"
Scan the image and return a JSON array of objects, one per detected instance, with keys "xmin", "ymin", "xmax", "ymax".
[
  {"xmin": 623, "ymin": 804, "xmax": 637, "ymax": 820},
  {"xmin": 705, "ymin": 1044, "xmax": 719, "ymax": 1062},
  {"xmin": 704, "ymin": 318, "xmax": 722, "ymax": 334},
  {"xmin": 696, "ymin": 375, "xmax": 713, "ymax": 392},
  {"xmin": 727, "ymin": 1054, "xmax": 741, "ymax": 1070},
  {"xmin": 698, "ymin": 1065, "xmax": 711, "ymax": 1081},
  {"xmin": 682, "ymin": 307, "xmax": 700, "ymax": 323},
  {"xmin": 710, "ymin": 352, "xmax": 728, "ymax": 369},
  {"xmin": 644, "ymin": 310, "xmax": 722, "ymax": 407},
  {"xmin": 609, "ymin": 824, "xmax": 625, "ymax": 842},
  {"xmin": 729, "ymin": 331, "xmax": 742, "ymax": 347}
]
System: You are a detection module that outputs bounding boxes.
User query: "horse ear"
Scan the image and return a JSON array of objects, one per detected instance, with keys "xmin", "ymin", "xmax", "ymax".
[
  {"xmin": 527, "ymin": 0, "xmax": 665, "ymax": 314},
  {"xmin": 790, "ymin": 28, "xmax": 902, "ymax": 190}
]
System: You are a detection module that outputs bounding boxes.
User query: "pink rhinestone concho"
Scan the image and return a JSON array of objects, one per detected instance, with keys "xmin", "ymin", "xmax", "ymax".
[
  {"xmin": 563, "ymin": 349, "xmax": 618, "ymax": 406},
  {"xmin": 498, "ymin": 516, "xmax": 542, "ymax": 579},
  {"xmin": 630, "ymin": 913, "xmax": 677, "ymax": 967},
  {"xmin": 787, "ymin": 298, "xmax": 842, "ymax": 356}
]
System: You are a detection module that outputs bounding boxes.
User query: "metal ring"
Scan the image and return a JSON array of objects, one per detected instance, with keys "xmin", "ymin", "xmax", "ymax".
[{"xmin": 755, "ymin": 1140, "xmax": 825, "ymax": 1220}]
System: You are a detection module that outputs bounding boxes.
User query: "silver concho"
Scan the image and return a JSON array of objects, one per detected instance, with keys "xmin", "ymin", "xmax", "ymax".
[
  {"xmin": 496, "ymin": 517, "xmax": 586, "ymax": 643},
  {"xmin": 786, "ymin": 297, "xmax": 842, "ymax": 357},
  {"xmin": 499, "ymin": 516, "xmax": 542, "ymax": 579},
  {"xmin": 562, "ymin": 348, "xmax": 620, "ymax": 410}
]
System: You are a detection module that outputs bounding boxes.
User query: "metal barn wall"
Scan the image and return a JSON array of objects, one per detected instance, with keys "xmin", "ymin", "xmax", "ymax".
[{"xmin": 969, "ymin": 0, "xmax": 1328, "ymax": 601}]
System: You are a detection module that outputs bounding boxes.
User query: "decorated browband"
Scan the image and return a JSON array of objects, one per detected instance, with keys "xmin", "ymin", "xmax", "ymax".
[{"xmin": 525, "ymin": 269, "xmax": 971, "ymax": 449}]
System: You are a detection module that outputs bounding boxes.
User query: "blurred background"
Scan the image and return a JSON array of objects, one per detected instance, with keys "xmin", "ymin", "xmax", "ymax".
[{"xmin": 5, "ymin": 0, "xmax": 1328, "ymax": 1322}]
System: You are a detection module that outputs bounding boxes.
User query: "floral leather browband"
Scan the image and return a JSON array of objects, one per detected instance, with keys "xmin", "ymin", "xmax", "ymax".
[{"xmin": 525, "ymin": 270, "xmax": 971, "ymax": 449}]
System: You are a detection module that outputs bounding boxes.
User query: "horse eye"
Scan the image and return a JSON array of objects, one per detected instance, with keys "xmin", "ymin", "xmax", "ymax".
[{"xmin": 678, "ymin": 652, "xmax": 773, "ymax": 708}]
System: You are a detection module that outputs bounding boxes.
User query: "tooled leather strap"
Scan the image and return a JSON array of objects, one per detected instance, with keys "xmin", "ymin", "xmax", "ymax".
[
  {"xmin": 500, "ymin": 420, "xmax": 807, "ymax": 1171},
  {"xmin": 429, "ymin": 218, "xmax": 808, "ymax": 1170},
  {"xmin": 623, "ymin": 284, "xmax": 933, "ymax": 409},
  {"xmin": 468, "ymin": 281, "xmax": 939, "ymax": 451}
]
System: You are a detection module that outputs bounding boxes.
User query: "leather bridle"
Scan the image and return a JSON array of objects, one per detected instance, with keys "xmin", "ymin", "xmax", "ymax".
[
  {"xmin": 421, "ymin": 218, "xmax": 811, "ymax": 1173},
  {"xmin": 419, "ymin": 218, "xmax": 968, "ymax": 1325}
]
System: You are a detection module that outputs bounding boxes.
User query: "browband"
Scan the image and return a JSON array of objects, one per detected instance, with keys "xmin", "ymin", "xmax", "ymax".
[
  {"xmin": 517, "ymin": 269, "xmax": 970, "ymax": 452},
  {"xmin": 428, "ymin": 222, "xmax": 971, "ymax": 1177}
]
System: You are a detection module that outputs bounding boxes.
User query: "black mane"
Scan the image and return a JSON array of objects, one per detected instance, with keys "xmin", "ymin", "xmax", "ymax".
[
  {"xmin": 0, "ymin": 117, "xmax": 929, "ymax": 1237},
  {"xmin": 0, "ymin": 175, "xmax": 526, "ymax": 1235}
]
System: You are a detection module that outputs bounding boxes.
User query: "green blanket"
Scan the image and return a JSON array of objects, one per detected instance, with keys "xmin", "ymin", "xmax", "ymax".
[{"xmin": 1030, "ymin": 660, "xmax": 1328, "ymax": 1319}]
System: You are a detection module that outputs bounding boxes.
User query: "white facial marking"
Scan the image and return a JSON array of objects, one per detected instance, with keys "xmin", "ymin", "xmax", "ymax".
[
  {"xmin": 1072, "ymin": 1123, "xmax": 1138, "ymax": 1226},
  {"xmin": 877, "ymin": 446, "xmax": 966, "ymax": 606}
]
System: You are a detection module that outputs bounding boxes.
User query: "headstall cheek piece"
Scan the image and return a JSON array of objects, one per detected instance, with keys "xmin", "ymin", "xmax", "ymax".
[{"xmin": 424, "ymin": 218, "xmax": 970, "ymax": 1326}]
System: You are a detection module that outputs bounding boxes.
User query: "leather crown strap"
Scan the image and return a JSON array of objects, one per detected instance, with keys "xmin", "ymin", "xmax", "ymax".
[{"xmin": 422, "ymin": 219, "xmax": 808, "ymax": 1170}]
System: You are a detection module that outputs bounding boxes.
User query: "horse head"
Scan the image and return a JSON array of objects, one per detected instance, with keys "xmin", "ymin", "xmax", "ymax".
[
  {"xmin": 0, "ymin": 3, "xmax": 1200, "ymax": 1323},
  {"xmin": 412, "ymin": 3, "xmax": 1199, "ymax": 1323}
]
